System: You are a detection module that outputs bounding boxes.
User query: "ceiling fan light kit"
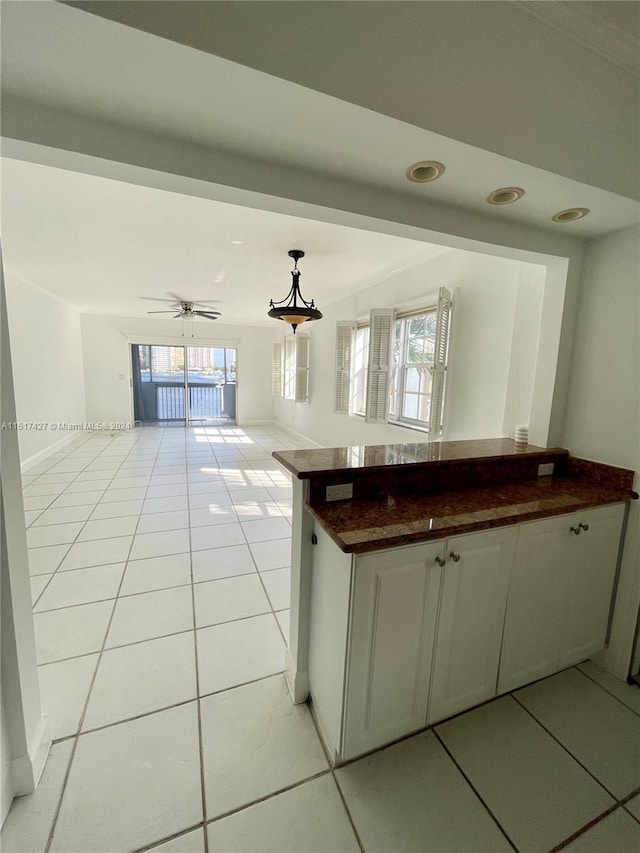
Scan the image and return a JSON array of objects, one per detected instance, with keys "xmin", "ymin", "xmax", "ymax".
[
  {"xmin": 268, "ymin": 249, "xmax": 322, "ymax": 334},
  {"xmin": 146, "ymin": 300, "xmax": 221, "ymax": 319},
  {"xmin": 146, "ymin": 300, "xmax": 222, "ymax": 337}
]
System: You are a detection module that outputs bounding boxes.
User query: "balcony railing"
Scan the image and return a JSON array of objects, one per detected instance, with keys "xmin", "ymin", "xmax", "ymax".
[{"xmin": 156, "ymin": 383, "xmax": 228, "ymax": 420}]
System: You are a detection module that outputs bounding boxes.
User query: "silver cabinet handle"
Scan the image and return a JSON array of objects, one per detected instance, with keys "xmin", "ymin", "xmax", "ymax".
[
  {"xmin": 435, "ymin": 556, "xmax": 446, "ymax": 567},
  {"xmin": 570, "ymin": 526, "xmax": 581, "ymax": 535},
  {"xmin": 449, "ymin": 552, "xmax": 461, "ymax": 562},
  {"xmin": 579, "ymin": 522, "xmax": 590, "ymax": 532}
]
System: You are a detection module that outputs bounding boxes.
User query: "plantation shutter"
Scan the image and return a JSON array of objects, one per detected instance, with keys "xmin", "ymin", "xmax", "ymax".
[
  {"xmin": 365, "ymin": 309, "xmax": 394, "ymax": 423},
  {"xmin": 294, "ymin": 333, "xmax": 310, "ymax": 403},
  {"xmin": 428, "ymin": 287, "xmax": 452, "ymax": 437},
  {"xmin": 272, "ymin": 342, "xmax": 282, "ymax": 396},
  {"xmin": 334, "ymin": 322, "xmax": 354, "ymax": 414}
]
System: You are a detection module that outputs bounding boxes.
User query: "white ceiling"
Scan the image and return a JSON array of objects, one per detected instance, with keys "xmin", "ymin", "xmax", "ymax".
[
  {"xmin": 56, "ymin": 0, "xmax": 640, "ymax": 198},
  {"xmin": 0, "ymin": 1, "xmax": 638, "ymax": 325},
  {"xmin": 1, "ymin": 158, "xmax": 445, "ymax": 325}
]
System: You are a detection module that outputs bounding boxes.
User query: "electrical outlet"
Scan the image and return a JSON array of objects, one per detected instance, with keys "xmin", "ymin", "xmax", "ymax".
[
  {"xmin": 326, "ymin": 483, "xmax": 354, "ymax": 502},
  {"xmin": 538, "ymin": 462, "xmax": 555, "ymax": 476}
]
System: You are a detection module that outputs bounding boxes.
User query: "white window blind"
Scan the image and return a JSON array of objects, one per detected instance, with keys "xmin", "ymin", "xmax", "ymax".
[
  {"xmin": 334, "ymin": 322, "xmax": 354, "ymax": 414},
  {"xmin": 428, "ymin": 287, "xmax": 453, "ymax": 437},
  {"xmin": 365, "ymin": 309, "xmax": 394, "ymax": 423},
  {"xmin": 272, "ymin": 342, "xmax": 282, "ymax": 397},
  {"xmin": 294, "ymin": 333, "xmax": 310, "ymax": 403}
]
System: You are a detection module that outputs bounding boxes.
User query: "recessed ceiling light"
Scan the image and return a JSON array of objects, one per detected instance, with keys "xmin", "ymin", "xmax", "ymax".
[
  {"xmin": 486, "ymin": 187, "xmax": 525, "ymax": 205},
  {"xmin": 552, "ymin": 208, "xmax": 590, "ymax": 223},
  {"xmin": 405, "ymin": 161, "xmax": 445, "ymax": 183}
]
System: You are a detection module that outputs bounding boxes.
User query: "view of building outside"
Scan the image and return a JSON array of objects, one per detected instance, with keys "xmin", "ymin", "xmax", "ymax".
[{"xmin": 138, "ymin": 346, "xmax": 237, "ymax": 384}]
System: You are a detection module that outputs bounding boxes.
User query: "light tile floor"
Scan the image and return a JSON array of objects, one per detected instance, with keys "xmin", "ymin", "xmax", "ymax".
[{"xmin": 3, "ymin": 425, "xmax": 640, "ymax": 853}]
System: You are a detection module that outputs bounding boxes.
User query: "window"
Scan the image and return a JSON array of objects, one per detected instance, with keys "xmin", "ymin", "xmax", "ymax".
[
  {"xmin": 283, "ymin": 337, "xmax": 297, "ymax": 400},
  {"xmin": 351, "ymin": 324, "xmax": 369, "ymax": 416},
  {"xmin": 390, "ymin": 310, "xmax": 437, "ymax": 428},
  {"xmin": 273, "ymin": 333, "xmax": 310, "ymax": 402},
  {"xmin": 334, "ymin": 287, "xmax": 451, "ymax": 436}
]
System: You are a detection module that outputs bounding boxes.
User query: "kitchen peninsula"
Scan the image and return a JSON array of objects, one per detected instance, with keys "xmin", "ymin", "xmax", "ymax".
[{"xmin": 274, "ymin": 439, "xmax": 635, "ymax": 764}]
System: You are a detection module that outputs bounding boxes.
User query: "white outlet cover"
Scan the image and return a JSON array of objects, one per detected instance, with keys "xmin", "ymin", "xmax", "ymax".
[
  {"xmin": 538, "ymin": 462, "xmax": 555, "ymax": 476},
  {"xmin": 326, "ymin": 483, "xmax": 354, "ymax": 502}
]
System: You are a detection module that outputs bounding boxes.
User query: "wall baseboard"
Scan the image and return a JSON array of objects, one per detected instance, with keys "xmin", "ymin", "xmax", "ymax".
[
  {"xmin": 236, "ymin": 419, "xmax": 322, "ymax": 448},
  {"xmin": 272, "ymin": 422, "xmax": 323, "ymax": 449},
  {"xmin": 20, "ymin": 431, "xmax": 87, "ymax": 472},
  {"xmin": 10, "ymin": 714, "xmax": 51, "ymax": 799}
]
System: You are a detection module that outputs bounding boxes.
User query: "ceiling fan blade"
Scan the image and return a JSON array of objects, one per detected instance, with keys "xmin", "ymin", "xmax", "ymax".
[
  {"xmin": 194, "ymin": 311, "xmax": 221, "ymax": 320},
  {"xmin": 147, "ymin": 310, "xmax": 176, "ymax": 314},
  {"xmin": 139, "ymin": 297, "xmax": 182, "ymax": 304},
  {"xmin": 190, "ymin": 300, "xmax": 221, "ymax": 308},
  {"xmin": 173, "ymin": 313, "xmax": 183, "ymax": 319}
]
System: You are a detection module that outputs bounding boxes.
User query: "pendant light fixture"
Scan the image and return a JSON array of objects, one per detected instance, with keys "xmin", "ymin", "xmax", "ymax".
[{"xmin": 268, "ymin": 249, "xmax": 322, "ymax": 334}]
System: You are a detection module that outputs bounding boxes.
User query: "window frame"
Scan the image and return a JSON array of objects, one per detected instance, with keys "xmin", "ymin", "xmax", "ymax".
[
  {"xmin": 278, "ymin": 332, "xmax": 310, "ymax": 403},
  {"xmin": 389, "ymin": 307, "xmax": 438, "ymax": 432},
  {"xmin": 350, "ymin": 321, "xmax": 370, "ymax": 418}
]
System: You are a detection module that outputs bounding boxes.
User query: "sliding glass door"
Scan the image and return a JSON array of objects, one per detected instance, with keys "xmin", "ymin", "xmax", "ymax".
[{"xmin": 131, "ymin": 344, "xmax": 237, "ymax": 426}]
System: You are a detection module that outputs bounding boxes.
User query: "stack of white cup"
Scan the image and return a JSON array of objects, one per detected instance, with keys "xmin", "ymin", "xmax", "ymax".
[{"xmin": 515, "ymin": 425, "xmax": 529, "ymax": 446}]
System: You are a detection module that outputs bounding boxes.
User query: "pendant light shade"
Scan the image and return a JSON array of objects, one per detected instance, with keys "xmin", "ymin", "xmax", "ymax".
[{"xmin": 268, "ymin": 249, "xmax": 322, "ymax": 334}]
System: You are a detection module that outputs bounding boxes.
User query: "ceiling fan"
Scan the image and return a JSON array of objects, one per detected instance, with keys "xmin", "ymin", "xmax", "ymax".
[{"xmin": 146, "ymin": 300, "xmax": 221, "ymax": 321}]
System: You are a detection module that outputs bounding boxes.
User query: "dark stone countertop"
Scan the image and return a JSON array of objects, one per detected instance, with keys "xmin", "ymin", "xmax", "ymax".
[
  {"xmin": 274, "ymin": 438, "xmax": 561, "ymax": 478},
  {"xmin": 306, "ymin": 476, "xmax": 632, "ymax": 554}
]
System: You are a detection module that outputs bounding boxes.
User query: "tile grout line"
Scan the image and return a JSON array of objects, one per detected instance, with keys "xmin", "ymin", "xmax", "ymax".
[
  {"xmin": 432, "ymin": 728, "xmax": 519, "ymax": 852},
  {"xmin": 307, "ymin": 703, "xmax": 366, "ymax": 853},
  {"xmin": 204, "ymin": 769, "xmax": 332, "ymax": 828},
  {"xmin": 185, "ymin": 430, "xmax": 211, "ymax": 853},
  {"xmin": 50, "ymin": 671, "xmax": 288, "ymax": 745},
  {"xmin": 42, "ymin": 428, "xmax": 161, "ymax": 853},
  {"xmin": 576, "ymin": 663, "xmax": 640, "ymax": 720},
  {"xmin": 508, "ymin": 695, "xmax": 640, "ymax": 848},
  {"xmin": 547, "ymin": 782, "xmax": 640, "ymax": 849},
  {"xmin": 511, "ymin": 690, "xmax": 623, "ymax": 802},
  {"xmin": 35, "ymin": 569, "xmax": 291, "ymax": 665},
  {"xmin": 547, "ymin": 801, "xmax": 624, "ymax": 852},
  {"xmin": 130, "ymin": 821, "xmax": 207, "ymax": 853}
]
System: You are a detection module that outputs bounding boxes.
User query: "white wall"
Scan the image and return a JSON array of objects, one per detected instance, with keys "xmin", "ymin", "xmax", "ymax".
[
  {"xmin": 4, "ymin": 275, "xmax": 86, "ymax": 466},
  {"xmin": 502, "ymin": 264, "xmax": 546, "ymax": 438},
  {"xmin": 1, "ymin": 690, "xmax": 12, "ymax": 824},
  {"xmin": 275, "ymin": 249, "xmax": 543, "ymax": 446},
  {"xmin": 561, "ymin": 227, "xmax": 640, "ymax": 678},
  {"xmin": 80, "ymin": 314, "xmax": 276, "ymax": 425},
  {"xmin": 562, "ymin": 227, "xmax": 640, "ymax": 469}
]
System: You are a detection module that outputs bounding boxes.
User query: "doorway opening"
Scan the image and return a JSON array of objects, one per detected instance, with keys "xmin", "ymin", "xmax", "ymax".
[{"xmin": 131, "ymin": 344, "xmax": 237, "ymax": 426}]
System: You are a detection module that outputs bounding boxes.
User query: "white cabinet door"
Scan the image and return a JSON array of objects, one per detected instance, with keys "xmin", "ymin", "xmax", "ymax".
[
  {"xmin": 429, "ymin": 526, "xmax": 518, "ymax": 724},
  {"xmin": 559, "ymin": 503, "xmax": 625, "ymax": 668},
  {"xmin": 498, "ymin": 514, "xmax": 571, "ymax": 693},
  {"xmin": 342, "ymin": 541, "xmax": 444, "ymax": 760}
]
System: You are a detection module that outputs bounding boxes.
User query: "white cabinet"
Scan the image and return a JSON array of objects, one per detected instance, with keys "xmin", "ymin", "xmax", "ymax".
[
  {"xmin": 342, "ymin": 541, "xmax": 443, "ymax": 760},
  {"xmin": 428, "ymin": 526, "xmax": 518, "ymax": 724},
  {"xmin": 498, "ymin": 503, "xmax": 624, "ymax": 693},
  {"xmin": 498, "ymin": 514, "xmax": 570, "ymax": 692},
  {"xmin": 560, "ymin": 504, "xmax": 625, "ymax": 667},
  {"xmin": 308, "ymin": 502, "xmax": 625, "ymax": 763}
]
